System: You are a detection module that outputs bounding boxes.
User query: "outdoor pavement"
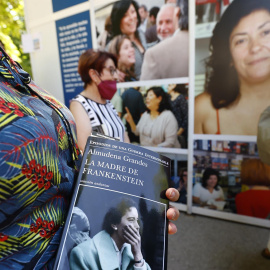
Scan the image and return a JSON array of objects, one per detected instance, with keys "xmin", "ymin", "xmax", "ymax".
[{"xmin": 167, "ymin": 212, "xmax": 270, "ymax": 270}]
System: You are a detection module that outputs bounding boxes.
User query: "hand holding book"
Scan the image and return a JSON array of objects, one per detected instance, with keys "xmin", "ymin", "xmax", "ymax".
[
  {"xmin": 166, "ymin": 188, "xmax": 180, "ymax": 234},
  {"xmin": 54, "ymin": 136, "xmax": 181, "ymax": 270}
]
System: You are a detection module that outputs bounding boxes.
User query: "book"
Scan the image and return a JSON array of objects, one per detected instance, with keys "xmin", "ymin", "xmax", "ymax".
[{"xmin": 54, "ymin": 136, "xmax": 171, "ymax": 270}]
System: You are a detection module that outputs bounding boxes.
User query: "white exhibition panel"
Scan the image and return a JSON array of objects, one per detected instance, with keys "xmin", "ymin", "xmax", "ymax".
[
  {"xmin": 23, "ymin": 0, "xmax": 270, "ymax": 229},
  {"xmin": 28, "ymin": 21, "xmax": 64, "ymax": 102}
]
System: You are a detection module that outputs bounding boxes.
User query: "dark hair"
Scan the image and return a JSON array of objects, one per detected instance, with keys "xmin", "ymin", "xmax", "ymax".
[
  {"xmin": 201, "ymin": 168, "xmax": 220, "ymax": 190},
  {"xmin": 110, "ymin": 0, "xmax": 141, "ymax": 37},
  {"xmin": 78, "ymin": 49, "xmax": 117, "ymax": 88},
  {"xmin": 180, "ymin": 167, "xmax": 187, "ymax": 183},
  {"xmin": 146, "ymin": 86, "xmax": 172, "ymax": 113},
  {"xmin": 172, "ymin": 84, "xmax": 188, "ymax": 95},
  {"xmin": 205, "ymin": 0, "xmax": 270, "ymax": 109},
  {"xmin": 104, "ymin": 16, "xmax": 112, "ymax": 33},
  {"xmin": 102, "ymin": 197, "xmax": 137, "ymax": 235},
  {"xmin": 149, "ymin": 6, "xmax": 160, "ymax": 19}
]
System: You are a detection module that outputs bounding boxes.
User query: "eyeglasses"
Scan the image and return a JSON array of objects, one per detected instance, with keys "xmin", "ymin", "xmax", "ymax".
[{"xmin": 103, "ymin": 66, "xmax": 118, "ymax": 76}]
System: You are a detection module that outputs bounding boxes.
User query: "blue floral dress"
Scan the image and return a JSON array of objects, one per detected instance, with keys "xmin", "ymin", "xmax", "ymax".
[{"xmin": 0, "ymin": 48, "xmax": 81, "ymax": 269}]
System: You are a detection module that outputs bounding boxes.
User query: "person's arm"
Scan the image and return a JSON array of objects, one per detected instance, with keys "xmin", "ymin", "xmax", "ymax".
[
  {"xmin": 215, "ymin": 186, "xmax": 225, "ymax": 201},
  {"xmin": 177, "ymin": 127, "xmax": 185, "ymax": 136},
  {"xmin": 124, "ymin": 131, "xmax": 130, "ymax": 143},
  {"xmin": 158, "ymin": 112, "xmax": 179, "ymax": 148},
  {"xmin": 194, "ymin": 93, "xmax": 210, "ymax": 134},
  {"xmin": 192, "ymin": 183, "xmax": 206, "ymax": 206},
  {"xmin": 70, "ymin": 100, "xmax": 92, "ymax": 152},
  {"xmin": 123, "ymin": 225, "xmax": 144, "ymax": 268},
  {"xmin": 178, "ymin": 95, "xmax": 188, "ymax": 135},
  {"xmin": 124, "ymin": 107, "xmax": 137, "ymax": 133}
]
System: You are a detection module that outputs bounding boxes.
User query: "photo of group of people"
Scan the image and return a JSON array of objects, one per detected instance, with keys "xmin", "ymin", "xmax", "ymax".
[
  {"xmin": 57, "ymin": 188, "xmax": 167, "ymax": 270},
  {"xmin": 56, "ymin": 0, "xmax": 269, "ymax": 224},
  {"xmin": 67, "ymin": 0, "xmax": 190, "ymax": 151},
  {"xmin": 94, "ymin": 0, "xmax": 189, "ymax": 81},
  {"xmin": 111, "ymin": 83, "xmax": 188, "ymax": 148},
  {"xmin": 190, "ymin": 139, "xmax": 270, "ymax": 221}
]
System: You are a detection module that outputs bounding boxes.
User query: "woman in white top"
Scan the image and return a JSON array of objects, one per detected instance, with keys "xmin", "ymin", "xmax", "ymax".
[
  {"xmin": 70, "ymin": 49, "xmax": 129, "ymax": 151},
  {"xmin": 193, "ymin": 168, "xmax": 225, "ymax": 209},
  {"xmin": 125, "ymin": 86, "xmax": 180, "ymax": 148}
]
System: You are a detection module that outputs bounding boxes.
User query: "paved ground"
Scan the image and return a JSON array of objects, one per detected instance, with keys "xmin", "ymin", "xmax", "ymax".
[{"xmin": 167, "ymin": 212, "xmax": 270, "ymax": 270}]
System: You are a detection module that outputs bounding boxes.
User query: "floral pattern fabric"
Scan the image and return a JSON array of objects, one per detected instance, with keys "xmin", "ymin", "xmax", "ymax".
[{"xmin": 0, "ymin": 48, "xmax": 81, "ymax": 269}]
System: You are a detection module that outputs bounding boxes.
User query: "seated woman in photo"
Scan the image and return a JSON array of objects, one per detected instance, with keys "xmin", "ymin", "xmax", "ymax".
[
  {"xmin": 125, "ymin": 86, "xmax": 180, "ymax": 148},
  {"xmin": 108, "ymin": 35, "xmax": 136, "ymax": 82},
  {"xmin": 235, "ymin": 158, "xmax": 270, "ymax": 219},
  {"xmin": 69, "ymin": 198, "xmax": 150, "ymax": 270},
  {"xmin": 192, "ymin": 168, "xmax": 225, "ymax": 209},
  {"xmin": 195, "ymin": 0, "xmax": 270, "ymax": 135}
]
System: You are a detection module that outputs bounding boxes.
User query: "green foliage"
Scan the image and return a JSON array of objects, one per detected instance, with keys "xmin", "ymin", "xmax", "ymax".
[{"xmin": 0, "ymin": 0, "xmax": 32, "ymax": 76}]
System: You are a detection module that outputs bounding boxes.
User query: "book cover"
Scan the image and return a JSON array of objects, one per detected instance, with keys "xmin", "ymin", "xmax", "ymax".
[{"xmin": 54, "ymin": 136, "xmax": 170, "ymax": 270}]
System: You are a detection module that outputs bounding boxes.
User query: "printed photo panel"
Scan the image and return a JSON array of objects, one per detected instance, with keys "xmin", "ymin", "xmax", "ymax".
[
  {"xmin": 93, "ymin": 0, "xmax": 189, "ymax": 81},
  {"xmin": 116, "ymin": 83, "xmax": 189, "ymax": 149},
  {"xmin": 59, "ymin": 189, "xmax": 167, "ymax": 270},
  {"xmin": 193, "ymin": 139, "xmax": 270, "ymax": 220},
  {"xmin": 194, "ymin": 0, "xmax": 270, "ymax": 136}
]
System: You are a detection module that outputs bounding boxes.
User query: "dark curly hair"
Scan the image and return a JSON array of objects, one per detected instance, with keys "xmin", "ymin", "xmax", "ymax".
[
  {"xmin": 201, "ymin": 168, "xmax": 220, "ymax": 191},
  {"xmin": 110, "ymin": 0, "xmax": 141, "ymax": 37},
  {"xmin": 102, "ymin": 197, "xmax": 137, "ymax": 235},
  {"xmin": 146, "ymin": 86, "xmax": 172, "ymax": 113},
  {"xmin": 205, "ymin": 0, "xmax": 270, "ymax": 109}
]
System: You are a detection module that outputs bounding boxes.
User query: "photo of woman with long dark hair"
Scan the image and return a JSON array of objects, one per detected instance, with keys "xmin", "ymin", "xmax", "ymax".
[
  {"xmin": 109, "ymin": 0, "xmax": 147, "ymax": 80},
  {"xmin": 195, "ymin": 0, "xmax": 270, "ymax": 135}
]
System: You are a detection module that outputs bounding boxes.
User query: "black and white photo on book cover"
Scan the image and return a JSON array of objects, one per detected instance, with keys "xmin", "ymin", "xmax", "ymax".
[{"xmin": 54, "ymin": 136, "xmax": 171, "ymax": 270}]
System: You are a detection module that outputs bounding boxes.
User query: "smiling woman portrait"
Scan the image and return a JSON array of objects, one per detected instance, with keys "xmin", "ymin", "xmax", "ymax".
[
  {"xmin": 108, "ymin": 35, "xmax": 136, "ymax": 81},
  {"xmin": 194, "ymin": 0, "xmax": 270, "ymax": 135},
  {"xmin": 125, "ymin": 86, "xmax": 180, "ymax": 148},
  {"xmin": 69, "ymin": 197, "xmax": 151, "ymax": 270},
  {"xmin": 110, "ymin": 0, "xmax": 147, "ymax": 80}
]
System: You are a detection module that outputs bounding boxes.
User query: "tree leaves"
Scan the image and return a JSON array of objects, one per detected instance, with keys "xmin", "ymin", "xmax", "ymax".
[{"xmin": 0, "ymin": 0, "xmax": 32, "ymax": 76}]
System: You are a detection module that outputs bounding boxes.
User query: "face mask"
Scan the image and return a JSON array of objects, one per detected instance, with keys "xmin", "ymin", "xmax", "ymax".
[{"xmin": 97, "ymin": 80, "xmax": 117, "ymax": 100}]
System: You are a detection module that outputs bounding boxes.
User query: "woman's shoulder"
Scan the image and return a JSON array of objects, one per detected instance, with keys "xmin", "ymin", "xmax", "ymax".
[
  {"xmin": 194, "ymin": 92, "xmax": 216, "ymax": 133},
  {"xmin": 70, "ymin": 93, "xmax": 85, "ymax": 103},
  {"xmin": 161, "ymin": 110, "xmax": 178, "ymax": 120},
  {"xmin": 195, "ymin": 92, "xmax": 213, "ymax": 109},
  {"xmin": 161, "ymin": 110, "xmax": 174, "ymax": 116},
  {"xmin": 71, "ymin": 238, "xmax": 93, "ymax": 254}
]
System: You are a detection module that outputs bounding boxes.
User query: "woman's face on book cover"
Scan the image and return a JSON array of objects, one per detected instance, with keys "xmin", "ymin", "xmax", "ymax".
[{"xmin": 114, "ymin": 206, "xmax": 140, "ymax": 241}]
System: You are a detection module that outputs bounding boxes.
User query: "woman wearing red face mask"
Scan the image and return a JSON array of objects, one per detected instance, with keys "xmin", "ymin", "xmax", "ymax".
[{"xmin": 70, "ymin": 49, "xmax": 130, "ymax": 151}]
